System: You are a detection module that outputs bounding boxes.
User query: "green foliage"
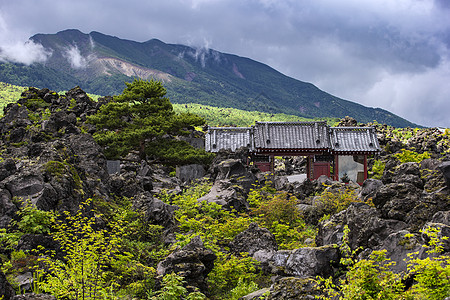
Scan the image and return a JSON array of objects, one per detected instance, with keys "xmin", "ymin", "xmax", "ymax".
[
  {"xmin": 148, "ymin": 273, "xmax": 206, "ymax": 300},
  {"xmin": 369, "ymin": 160, "xmax": 385, "ymax": 179},
  {"xmin": 35, "ymin": 198, "xmax": 129, "ymax": 299},
  {"xmin": 247, "ymin": 181, "xmax": 316, "ymax": 249},
  {"xmin": 15, "ymin": 201, "xmax": 55, "ymax": 235},
  {"xmin": 394, "ymin": 149, "xmax": 431, "ymax": 163},
  {"xmin": 250, "ymin": 191, "xmax": 314, "ymax": 249},
  {"xmin": 0, "ymin": 201, "xmax": 54, "ymax": 255},
  {"xmin": 159, "ymin": 182, "xmax": 260, "ymax": 298},
  {"xmin": 88, "ymin": 79, "xmax": 206, "ymax": 162},
  {"xmin": 173, "ymin": 103, "xmax": 332, "ymax": 127},
  {"xmin": 24, "ymin": 98, "xmax": 50, "ymax": 110},
  {"xmin": 338, "ymin": 250, "xmax": 404, "ymax": 300},
  {"xmin": 317, "ymin": 226, "xmax": 450, "ymax": 300},
  {"xmin": 146, "ymin": 139, "xmax": 214, "ymax": 166},
  {"xmin": 0, "ymin": 81, "xmax": 25, "ymax": 116},
  {"xmin": 313, "ymin": 187, "xmax": 365, "ymax": 218},
  {"xmin": 224, "ymin": 276, "xmax": 259, "ymax": 300},
  {"xmin": 405, "ymin": 227, "xmax": 450, "ymax": 299}
]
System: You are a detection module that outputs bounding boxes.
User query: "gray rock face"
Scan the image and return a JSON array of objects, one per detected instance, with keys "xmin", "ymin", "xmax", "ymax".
[
  {"xmin": 273, "ymin": 245, "xmax": 339, "ymax": 278},
  {"xmin": 16, "ymin": 234, "xmax": 58, "ymax": 253},
  {"xmin": 378, "ymin": 230, "xmax": 422, "ymax": 273},
  {"xmin": 229, "ymin": 222, "xmax": 277, "ymax": 260},
  {"xmin": 12, "ymin": 294, "xmax": 56, "ymax": 300},
  {"xmin": 197, "ymin": 179, "xmax": 249, "ymax": 211},
  {"xmin": 438, "ymin": 161, "xmax": 450, "ymax": 188},
  {"xmin": 176, "ymin": 164, "xmax": 205, "ymax": 183},
  {"xmin": 316, "ymin": 203, "xmax": 408, "ymax": 251},
  {"xmin": 372, "ymin": 182, "xmax": 422, "ymax": 221},
  {"xmin": 273, "ymin": 246, "xmax": 339, "ymax": 279},
  {"xmin": 0, "ymin": 269, "xmax": 15, "ymax": 300},
  {"xmin": 267, "ymin": 277, "xmax": 321, "ymax": 300},
  {"xmin": 143, "ymin": 194, "xmax": 178, "ymax": 228},
  {"xmin": 358, "ymin": 178, "xmax": 383, "ymax": 201},
  {"xmin": 157, "ymin": 236, "xmax": 216, "ymax": 292}
]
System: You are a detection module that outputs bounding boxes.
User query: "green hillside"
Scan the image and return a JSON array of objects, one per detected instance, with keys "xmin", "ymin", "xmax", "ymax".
[
  {"xmin": 2, "ymin": 82, "xmax": 333, "ymax": 126},
  {"xmin": 173, "ymin": 103, "xmax": 337, "ymax": 127},
  {"xmin": 0, "ymin": 82, "xmax": 26, "ymax": 115}
]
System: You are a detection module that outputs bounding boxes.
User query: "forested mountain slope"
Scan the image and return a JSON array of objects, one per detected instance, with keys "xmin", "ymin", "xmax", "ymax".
[{"xmin": 0, "ymin": 29, "xmax": 417, "ymax": 127}]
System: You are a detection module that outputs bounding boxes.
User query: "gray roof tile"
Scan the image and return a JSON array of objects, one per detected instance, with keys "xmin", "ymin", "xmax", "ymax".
[
  {"xmin": 254, "ymin": 121, "xmax": 330, "ymax": 149},
  {"xmin": 205, "ymin": 122, "xmax": 381, "ymax": 154},
  {"xmin": 330, "ymin": 127, "xmax": 380, "ymax": 153},
  {"xmin": 205, "ymin": 127, "xmax": 253, "ymax": 152}
]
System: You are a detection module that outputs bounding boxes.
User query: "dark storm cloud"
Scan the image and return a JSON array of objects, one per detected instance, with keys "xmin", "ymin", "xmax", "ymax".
[{"xmin": 0, "ymin": 0, "xmax": 449, "ymax": 127}]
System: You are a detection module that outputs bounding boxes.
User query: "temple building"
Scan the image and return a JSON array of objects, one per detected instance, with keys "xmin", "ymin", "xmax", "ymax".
[{"xmin": 205, "ymin": 121, "xmax": 380, "ymax": 185}]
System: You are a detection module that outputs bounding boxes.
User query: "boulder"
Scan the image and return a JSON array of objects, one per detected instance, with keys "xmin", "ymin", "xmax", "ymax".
[
  {"xmin": 438, "ymin": 161, "xmax": 450, "ymax": 188},
  {"xmin": 0, "ymin": 158, "xmax": 17, "ymax": 181},
  {"xmin": 267, "ymin": 277, "xmax": 321, "ymax": 300},
  {"xmin": 16, "ymin": 234, "xmax": 58, "ymax": 253},
  {"xmin": 197, "ymin": 179, "xmax": 249, "ymax": 212},
  {"xmin": 421, "ymin": 219, "xmax": 450, "ymax": 253},
  {"xmin": 176, "ymin": 164, "xmax": 205, "ymax": 183},
  {"xmin": 15, "ymin": 272, "xmax": 33, "ymax": 292},
  {"xmin": 316, "ymin": 203, "xmax": 408, "ymax": 251},
  {"xmin": 337, "ymin": 116, "xmax": 358, "ymax": 127},
  {"xmin": 378, "ymin": 230, "xmax": 422, "ymax": 273},
  {"xmin": 240, "ymin": 288, "xmax": 271, "ymax": 300},
  {"xmin": 0, "ymin": 188, "xmax": 17, "ymax": 228},
  {"xmin": 372, "ymin": 182, "xmax": 422, "ymax": 221},
  {"xmin": 142, "ymin": 194, "xmax": 178, "ymax": 228},
  {"xmin": 0, "ymin": 269, "xmax": 15, "ymax": 300},
  {"xmin": 157, "ymin": 236, "xmax": 216, "ymax": 292},
  {"xmin": 358, "ymin": 178, "xmax": 383, "ymax": 201},
  {"xmin": 229, "ymin": 223, "xmax": 277, "ymax": 260},
  {"xmin": 216, "ymin": 159, "xmax": 247, "ymax": 180},
  {"xmin": 12, "ymin": 294, "xmax": 56, "ymax": 300},
  {"xmin": 273, "ymin": 245, "xmax": 339, "ymax": 278}
]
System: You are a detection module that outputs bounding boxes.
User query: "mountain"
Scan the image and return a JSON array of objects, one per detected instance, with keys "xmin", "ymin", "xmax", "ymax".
[{"xmin": 0, "ymin": 29, "xmax": 417, "ymax": 127}]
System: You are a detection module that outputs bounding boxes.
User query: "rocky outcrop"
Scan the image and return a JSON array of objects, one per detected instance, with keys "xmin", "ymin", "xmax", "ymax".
[
  {"xmin": 316, "ymin": 202, "xmax": 408, "ymax": 250},
  {"xmin": 0, "ymin": 269, "xmax": 15, "ymax": 300},
  {"xmin": 438, "ymin": 161, "xmax": 450, "ymax": 188},
  {"xmin": 197, "ymin": 179, "xmax": 249, "ymax": 211},
  {"xmin": 156, "ymin": 236, "xmax": 216, "ymax": 292},
  {"xmin": 0, "ymin": 87, "xmax": 112, "ymax": 216},
  {"xmin": 199, "ymin": 158, "xmax": 256, "ymax": 211},
  {"xmin": 273, "ymin": 245, "xmax": 339, "ymax": 278},
  {"xmin": 229, "ymin": 222, "xmax": 277, "ymax": 267},
  {"xmin": 12, "ymin": 294, "xmax": 56, "ymax": 300}
]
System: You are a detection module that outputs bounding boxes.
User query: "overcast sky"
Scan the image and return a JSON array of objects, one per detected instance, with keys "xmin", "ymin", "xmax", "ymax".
[{"xmin": 1, "ymin": 0, "xmax": 449, "ymax": 127}]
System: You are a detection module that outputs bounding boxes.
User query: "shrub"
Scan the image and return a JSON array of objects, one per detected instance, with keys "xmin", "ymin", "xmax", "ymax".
[
  {"xmin": 394, "ymin": 149, "xmax": 430, "ymax": 163},
  {"xmin": 317, "ymin": 226, "xmax": 450, "ymax": 300},
  {"xmin": 369, "ymin": 160, "xmax": 385, "ymax": 179},
  {"xmin": 35, "ymin": 198, "xmax": 128, "ymax": 299}
]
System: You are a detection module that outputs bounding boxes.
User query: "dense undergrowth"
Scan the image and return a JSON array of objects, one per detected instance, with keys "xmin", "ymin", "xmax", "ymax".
[{"xmin": 0, "ymin": 177, "xmax": 368, "ymax": 299}]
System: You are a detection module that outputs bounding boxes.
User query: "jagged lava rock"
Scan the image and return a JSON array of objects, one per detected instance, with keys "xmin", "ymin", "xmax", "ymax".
[{"xmin": 156, "ymin": 236, "xmax": 216, "ymax": 292}]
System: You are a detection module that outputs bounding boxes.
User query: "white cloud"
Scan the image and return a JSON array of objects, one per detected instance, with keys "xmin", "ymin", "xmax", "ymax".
[
  {"xmin": 0, "ymin": 12, "xmax": 51, "ymax": 65},
  {"xmin": 0, "ymin": 40, "xmax": 51, "ymax": 65},
  {"xmin": 64, "ymin": 45, "xmax": 87, "ymax": 69}
]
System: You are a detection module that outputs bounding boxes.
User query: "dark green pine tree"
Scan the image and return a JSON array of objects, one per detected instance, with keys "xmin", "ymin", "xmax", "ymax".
[{"xmin": 88, "ymin": 79, "xmax": 210, "ymax": 164}]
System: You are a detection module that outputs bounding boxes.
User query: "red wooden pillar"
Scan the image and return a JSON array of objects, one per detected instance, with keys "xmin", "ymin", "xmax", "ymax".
[
  {"xmin": 334, "ymin": 154, "xmax": 339, "ymax": 181},
  {"xmin": 364, "ymin": 154, "xmax": 368, "ymax": 181},
  {"xmin": 307, "ymin": 155, "xmax": 312, "ymax": 180}
]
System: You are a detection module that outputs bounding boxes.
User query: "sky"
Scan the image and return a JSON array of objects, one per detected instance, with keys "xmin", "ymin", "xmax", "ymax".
[{"xmin": 1, "ymin": 0, "xmax": 449, "ymax": 127}]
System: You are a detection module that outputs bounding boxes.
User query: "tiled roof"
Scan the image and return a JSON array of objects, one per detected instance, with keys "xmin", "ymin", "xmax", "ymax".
[
  {"xmin": 205, "ymin": 127, "xmax": 253, "ymax": 152},
  {"xmin": 205, "ymin": 122, "xmax": 381, "ymax": 154},
  {"xmin": 253, "ymin": 121, "xmax": 330, "ymax": 149},
  {"xmin": 330, "ymin": 127, "xmax": 380, "ymax": 153}
]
